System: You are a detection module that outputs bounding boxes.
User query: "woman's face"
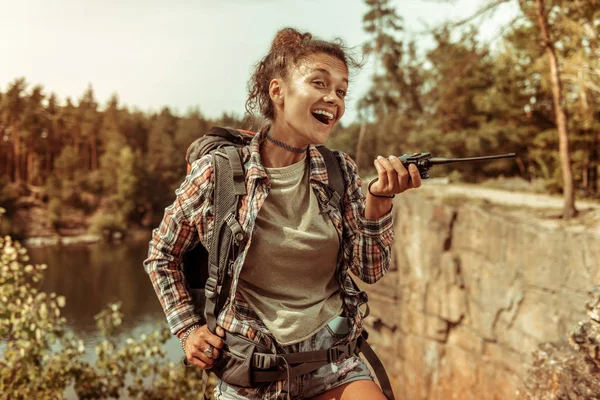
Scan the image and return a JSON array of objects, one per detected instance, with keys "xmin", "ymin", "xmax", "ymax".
[{"xmin": 270, "ymin": 52, "xmax": 349, "ymax": 146}]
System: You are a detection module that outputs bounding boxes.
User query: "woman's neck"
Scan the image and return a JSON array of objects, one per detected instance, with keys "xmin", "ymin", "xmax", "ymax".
[{"xmin": 260, "ymin": 125, "xmax": 307, "ymax": 168}]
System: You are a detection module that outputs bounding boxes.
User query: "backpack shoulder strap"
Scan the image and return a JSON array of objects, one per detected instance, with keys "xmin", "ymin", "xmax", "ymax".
[
  {"xmin": 204, "ymin": 145, "xmax": 247, "ymax": 333},
  {"xmin": 316, "ymin": 145, "xmax": 345, "ymax": 213}
]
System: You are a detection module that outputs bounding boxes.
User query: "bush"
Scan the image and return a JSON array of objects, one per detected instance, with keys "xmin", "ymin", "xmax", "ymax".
[
  {"xmin": 0, "ymin": 179, "xmax": 19, "ymax": 216},
  {"xmin": 520, "ymin": 286, "xmax": 600, "ymax": 399},
  {"xmin": 47, "ymin": 198, "xmax": 63, "ymax": 230},
  {"xmin": 0, "ymin": 209, "xmax": 215, "ymax": 399},
  {"xmin": 89, "ymin": 212, "xmax": 128, "ymax": 238},
  {"xmin": 0, "ymin": 208, "xmax": 23, "ymax": 239}
]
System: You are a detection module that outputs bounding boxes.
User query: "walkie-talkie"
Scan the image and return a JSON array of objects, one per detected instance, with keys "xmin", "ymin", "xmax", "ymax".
[{"xmin": 397, "ymin": 152, "xmax": 516, "ymax": 179}]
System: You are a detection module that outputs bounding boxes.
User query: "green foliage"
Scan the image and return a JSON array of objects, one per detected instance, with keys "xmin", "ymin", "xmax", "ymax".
[
  {"xmin": 45, "ymin": 146, "xmax": 101, "ymax": 222},
  {"xmin": 53, "ymin": 145, "xmax": 79, "ymax": 180},
  {"xmin": 326, "ymin": 123, "xmax": 360, "ymax": 159},
  {"xmin": 1, "ymin": 83, "xmax": 221, "ymax": 235},
  {"xmin": 47, "ymin": 197, "xmax": 62, "ymax": 230},
  {"xmin": 1, "ymin": 0, "xmax": 599, "ymax": 233},
  {"xmin": 93, "ymin": 134, "xmax": 140, "ymax": 235},
  {"xmin": 0, "ymin": 197, "xmax": 24, "ymax": 238},
  {"xmin": 0, "ymin": 179, "xmax": 19, "ymax": 217},
  {"xmin": 355, "ymin": 0, "xmax": 600, "ymax": 194},
  {"xmin": 0, "ymin": 213, "xmax": 214, "ymax": 399},
  {"xmin": 175, "ymin": 109, "xmax": 210, "ymax": 152},
  {"xmin": 89, "ymin": 213, "xmax": 128, "ymax": 236}
]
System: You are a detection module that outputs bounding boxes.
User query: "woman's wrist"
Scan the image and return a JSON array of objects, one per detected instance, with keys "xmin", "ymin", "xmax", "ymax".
[
  {"xmin": 367, "ymin": 178, "xmax": 395, "ymax": 198},
  {"xmin": 365, "ymin": 193, "xmax": 393, "ymax": 219},
  {"xmin": 179, "ymin": 324, "xmax": 201, "ymax": 353}
]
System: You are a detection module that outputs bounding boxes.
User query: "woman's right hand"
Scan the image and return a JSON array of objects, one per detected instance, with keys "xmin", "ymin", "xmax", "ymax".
[{"xmin": 182, "ymin": 325, "xmax": 226, "ymax": 369}]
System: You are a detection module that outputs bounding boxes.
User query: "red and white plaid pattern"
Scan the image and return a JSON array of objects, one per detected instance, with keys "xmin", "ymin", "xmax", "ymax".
[{"xmin": 144, "ymin": 130, "xmax": 394, "ymax": 350}]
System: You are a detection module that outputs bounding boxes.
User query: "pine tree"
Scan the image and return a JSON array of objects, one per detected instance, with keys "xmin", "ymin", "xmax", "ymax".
[
  {"xmin": 0, "ymin": 78, "xmax": 27, "ymax": 183},
  {"xmin": 528, "ymin": 0, "xmax": 577, "ymax": 217},
  {"xmin": 77, "ymin": 85, "xmax": 101, "ymax": 171},
  {"xmin": 360, "ymin": 0, "xmax": 425, "ymax": 165}
]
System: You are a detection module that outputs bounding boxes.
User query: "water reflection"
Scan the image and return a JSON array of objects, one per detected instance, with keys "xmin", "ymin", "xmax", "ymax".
[
  {"xmin": 3, "ymin": 237, "xmax": 190, "ymax": 398},
  {"xmin": 27, "ymin": 237, "xmax": 169, "ymax": 347}
]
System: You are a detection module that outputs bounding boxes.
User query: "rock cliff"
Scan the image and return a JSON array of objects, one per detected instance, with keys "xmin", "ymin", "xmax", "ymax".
[{"xmin": 363, "ymin": 187, "xmax": 600, "ymax": 399}]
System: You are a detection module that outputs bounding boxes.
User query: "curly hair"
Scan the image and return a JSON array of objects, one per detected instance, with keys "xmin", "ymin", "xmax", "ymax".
[{"xmin": 245, "ymin": 27, "xmax": 361, "ymax": 122}]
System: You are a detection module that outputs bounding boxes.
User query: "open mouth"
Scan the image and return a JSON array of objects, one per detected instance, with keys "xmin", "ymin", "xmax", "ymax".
[{"xmin": 311, "ymin": 110, "xmax": 334, "ymax": 125}]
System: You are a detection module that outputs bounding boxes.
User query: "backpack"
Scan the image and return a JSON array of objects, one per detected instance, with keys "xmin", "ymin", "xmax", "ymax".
[{"xmin": 181, "ymin": 127, "xmax": 395, "ymax": 400}]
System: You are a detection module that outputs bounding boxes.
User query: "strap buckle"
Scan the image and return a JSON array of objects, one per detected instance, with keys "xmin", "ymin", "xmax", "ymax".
[
  {"xmin": 327, "ymin": 346, "xmax": 345, "ymax": 363},
  {"xmin": 320, "ymin": 190, "xmax": 341, "ymax": 215},
  {"xmin": 329, "ymin": 342, "xmax": 355, "ymax": 363},
  {"xmin": 225, "ymin": 213, "xmax": 246, "ymax": 246},
  {"xmin": 205, "ymin": 277, "xmax": 217, "ymax": 299},
  {"xmin": 253, "ymin": 353, "xmax": 273, "ymax": 370}
]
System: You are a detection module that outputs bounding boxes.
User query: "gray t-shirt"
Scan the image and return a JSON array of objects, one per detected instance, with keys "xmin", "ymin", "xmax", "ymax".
[{"xmin": 237, "ymin": 156, "xmax": 342, "ymax": 345}]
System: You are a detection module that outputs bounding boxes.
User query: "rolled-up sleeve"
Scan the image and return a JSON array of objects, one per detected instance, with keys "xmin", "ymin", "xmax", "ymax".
[
  {"xmin": 338, "ymin": 152, "xmax": 394, "ymax": 284},
  {"xmin": 143, "ymin": 155, "xmax": 214, "ymax": 335}
]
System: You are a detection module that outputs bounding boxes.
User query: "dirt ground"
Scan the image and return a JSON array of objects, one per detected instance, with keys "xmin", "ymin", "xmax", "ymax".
[{"xmin": 417, "ymin": 180, "xmax": 600, "ymax": 234}]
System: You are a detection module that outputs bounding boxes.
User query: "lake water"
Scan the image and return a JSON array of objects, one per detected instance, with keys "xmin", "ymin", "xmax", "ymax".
[{"xmin": 26, "ymin": 237, "xmax": 182, "ymax": 362}]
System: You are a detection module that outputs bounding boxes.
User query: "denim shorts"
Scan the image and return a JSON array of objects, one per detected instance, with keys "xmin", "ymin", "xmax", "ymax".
[{"xmin": 213, "ymin": 318, "xmax": 373, "ymax": 400}]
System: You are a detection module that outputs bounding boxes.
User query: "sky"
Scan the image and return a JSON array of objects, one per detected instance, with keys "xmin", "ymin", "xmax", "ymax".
[{"xmin": 0, "ymin": 0, "xmax": 519, "ymax": 123}]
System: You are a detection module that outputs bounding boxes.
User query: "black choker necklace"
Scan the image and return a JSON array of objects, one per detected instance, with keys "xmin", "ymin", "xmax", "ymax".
[{"xmin": 265, "ymin": 132, "xmax": 307, "ymax": 154}]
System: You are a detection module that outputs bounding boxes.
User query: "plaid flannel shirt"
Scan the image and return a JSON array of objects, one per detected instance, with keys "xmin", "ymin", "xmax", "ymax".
[{"xmin": 144, "ymin": 130, "xmax": 394, "ymax": 350}]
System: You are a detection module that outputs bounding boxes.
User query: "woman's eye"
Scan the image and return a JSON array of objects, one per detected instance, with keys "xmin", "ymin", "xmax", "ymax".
[
  {"xmin": 313, "ymin": 81, "xmax": 325, "ymax": 87},
  {"xmin": 337, "ymin": 89, "xmax": 347, "ymax": 97}
]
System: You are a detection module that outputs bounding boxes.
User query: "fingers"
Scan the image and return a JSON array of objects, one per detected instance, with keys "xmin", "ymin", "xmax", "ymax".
[
  {"xmin": 379, "ymin": 156, "xmax": 403, "ymax": 190},
  {"xmin": 184, "ymin": 324, "xmax": 226, "ymax": 369},
  {"xmin": 185, "ymin": 352, "xmax": 210, "ymax": 369},
  {"xmin": 205, "ymin": 335, "xmax": 224, "ymax": 360},
  {"xmin": 408, "ymin": 164, "xmax": 422, "ymax": 188},
  {"xmin": 374, "ymin": 157, "xmax": 389, "ymax": 188},
  {"xmin": 216, "ymin": 325, "xmax": 226, "ymax": 338},
  {"xmin": 186, "ymin": 339, "xmax": 216, "ymax": 368},
  {"xmin": 387, "ymin": 156, "xmax": 409, "ymax": 191},
  {"xmin": 372, "ymin": 155, "xmax": 422, "ymax": 195}
]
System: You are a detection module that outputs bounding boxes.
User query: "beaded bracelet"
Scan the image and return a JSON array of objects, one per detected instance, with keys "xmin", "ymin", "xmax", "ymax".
[
  {"xmin": 179, "ymin": 324, "xmax": 201, "ymax": 353},
  {"xmin": 368, "ymin": 178, "xmax": 395, "ymax": 199}
]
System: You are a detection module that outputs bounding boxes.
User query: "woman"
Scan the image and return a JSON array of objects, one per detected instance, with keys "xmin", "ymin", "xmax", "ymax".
[{"xmin": 144, "ymin": 28, "xmax": 422, "ymax": 400}]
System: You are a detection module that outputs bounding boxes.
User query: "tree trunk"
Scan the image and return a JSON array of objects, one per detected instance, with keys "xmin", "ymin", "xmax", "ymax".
[
  {"xmin": 6, "ymin": 146, "xmax": 13, "ymax": 181},
  {"xmin": 74, "ymin": 129, "xmax": 80, "ymax": 170},
  {"xmin": 593, "ymin": 140, "xmax": 599, "ymax": 194},
  {"xmin": 13, "ymin": 132, "xmax": 21, "ymax": 183},
  {"xmin": 535, "ymin": 0, "xmax": 577, "ymax": 218},
  {"xmin": 0, "ymin": 148, "xmax": 7, "ymax": 179},
  {"xmin": 27, "ymin": 152, "xmax": 34, "ymax": 184},
  {"xmin": 515, "ymin": 156, "xmax": 526, "ymax": 178},
  {"xmin": 576, "ymin": 67, "xmax": 596, "ymax": 194},
  {"xmin": 91, "ymin": 134, "xmax": 98, "ymax": 170},
  {"xmin": 583, "ymin": 152, "xmax": 589, "ymax": 190}
]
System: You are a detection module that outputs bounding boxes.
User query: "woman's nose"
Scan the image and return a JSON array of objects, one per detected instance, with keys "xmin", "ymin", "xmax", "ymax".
[{"xmin": 323, "ymin": 89, "xmax": 339, "ymax": 103}]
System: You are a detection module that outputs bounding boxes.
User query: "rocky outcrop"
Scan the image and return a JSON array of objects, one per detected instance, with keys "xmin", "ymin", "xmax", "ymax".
[
  {"xmin": 363, "ymin": 191, "xmax": 600, "ymax": 399},
  {"xmin": 520, "ymin": 287, "xmax": 600, "ymax": 399}
]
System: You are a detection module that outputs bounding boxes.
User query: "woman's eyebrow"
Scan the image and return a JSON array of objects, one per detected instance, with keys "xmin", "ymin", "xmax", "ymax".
[{"xmin": 311, "ymin": 68, "xmax": 349, "ymax": 84}]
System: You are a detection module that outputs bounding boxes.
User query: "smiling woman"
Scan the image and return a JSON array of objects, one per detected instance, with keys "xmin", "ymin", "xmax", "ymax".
[
  {"xmin": 244, "ymin": 29, "xmax": 357, "ymax": 164},
  {"xmin": 144, "ymin": 27, "xmax": 422, "ymax": 400}
]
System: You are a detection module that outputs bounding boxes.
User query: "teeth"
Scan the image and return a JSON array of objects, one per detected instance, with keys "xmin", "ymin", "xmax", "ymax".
[{"xmin": 313, "ymin": 110, "xmax": 334, "ymax": 120}]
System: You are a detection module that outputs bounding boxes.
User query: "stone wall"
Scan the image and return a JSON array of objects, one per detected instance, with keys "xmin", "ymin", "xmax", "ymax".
[{"xmin": 362, "ymin": 191, "xmax": 600, "ymax": 399}]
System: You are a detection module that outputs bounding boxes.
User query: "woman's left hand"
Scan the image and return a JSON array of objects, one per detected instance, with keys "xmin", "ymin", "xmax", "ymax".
[{"xmin": 369, "ymin": 155, "xmax": 422, "ymax": 196}]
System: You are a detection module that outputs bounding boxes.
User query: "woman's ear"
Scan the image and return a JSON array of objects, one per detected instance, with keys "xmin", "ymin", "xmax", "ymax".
[{"xmin": 269, "ymin": 78, "xmax": 285, "ymax": 107}]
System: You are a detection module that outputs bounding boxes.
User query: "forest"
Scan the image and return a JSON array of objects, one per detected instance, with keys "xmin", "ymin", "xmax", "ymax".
[{"xmin": 1, "ymin": 0, "xmax": 598, "ymax": 238}]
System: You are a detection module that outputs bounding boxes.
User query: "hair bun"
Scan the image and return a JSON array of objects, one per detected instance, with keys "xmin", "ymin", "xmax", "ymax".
[{"xmin": 271, "ymin": 28, "xmax": 312, "ymax": 51}]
